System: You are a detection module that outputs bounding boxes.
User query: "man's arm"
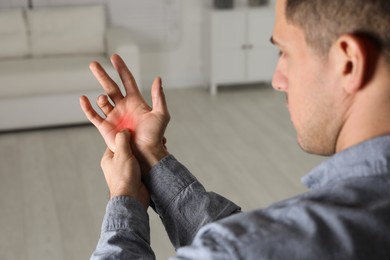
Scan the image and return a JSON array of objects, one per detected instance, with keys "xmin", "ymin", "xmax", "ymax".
[
  {"xmin": 92, "ymin": 196, "xmax": 155, "ymax": 260},
  {"xmin": 91, "ymin": 130, "xmax": 155, "ymax": 259},
  {"xmin": 144, "ymin": 155, "xmax": 241, "ymax": 248}
]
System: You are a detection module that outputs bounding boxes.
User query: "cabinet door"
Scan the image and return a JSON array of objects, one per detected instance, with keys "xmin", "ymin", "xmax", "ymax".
[
  {"xmin": 246, "ymin": 8, "xmax": 278, "ymax": 81},
  {"xmin": 211, "ymin": 10, "xmax": 246, "ymax": 83}
]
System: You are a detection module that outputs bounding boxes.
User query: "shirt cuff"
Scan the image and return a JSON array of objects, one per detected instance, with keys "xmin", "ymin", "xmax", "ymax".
[
  {"xmin": 144, "ymin": 154, "xmax": 197, "ymax": 215},
  {"xmin": 102, "ymin": 196, "xmax": 151, "ymax": 243}
]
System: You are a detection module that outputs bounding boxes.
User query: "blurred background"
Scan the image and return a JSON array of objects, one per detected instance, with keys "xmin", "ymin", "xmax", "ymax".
[{"xmin": 0, "ymin": 0, "xmax": 324, "ymax": 259}]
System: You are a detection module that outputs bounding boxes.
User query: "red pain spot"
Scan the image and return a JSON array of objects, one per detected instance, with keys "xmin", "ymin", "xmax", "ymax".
[{"xmin": 115, "ymin": 116, "xmax": 135, "ymax": 132}]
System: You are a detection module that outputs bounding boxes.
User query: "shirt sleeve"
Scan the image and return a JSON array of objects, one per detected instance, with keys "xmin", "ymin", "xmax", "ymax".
[
  {"xmin": 143, "ymin": 155, "xmax": 241, "ymax": 249},
  {"xmin": 91, "ymin": 196, "xmax": 155, "ymax": 260},
  {"xmin": 170, "ymin": 177, "xmax": 390, "ymax": 260}
]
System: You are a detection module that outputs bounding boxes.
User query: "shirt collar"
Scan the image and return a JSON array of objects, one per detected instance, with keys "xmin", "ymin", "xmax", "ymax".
[{"xmin": 302, "ymin": 135, "xmax": 390, "ymax": 189}]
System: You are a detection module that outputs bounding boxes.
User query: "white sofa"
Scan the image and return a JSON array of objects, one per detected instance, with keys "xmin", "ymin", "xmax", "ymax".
[{"xmin": 0, "ymin": 5, "xmax": 140, "ymax": 131}]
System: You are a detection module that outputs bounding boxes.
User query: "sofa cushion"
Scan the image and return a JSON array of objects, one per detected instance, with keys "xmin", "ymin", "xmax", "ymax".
[
  {"xmin": 0, "ymin": 8, "xmax": 29, "ymax": 59},
  {"xmin": 27, "ymin": 5, "xmax": 106, "ymax": 57},
  {"xmin": 0, "ymin": 55, "xmax": 118, "ymax": 97}
]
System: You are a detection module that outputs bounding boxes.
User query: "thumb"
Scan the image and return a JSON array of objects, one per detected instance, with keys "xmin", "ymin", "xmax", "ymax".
[{"xmin": 115, "ymin": 129, "xmax": 133, "ymax": 156}]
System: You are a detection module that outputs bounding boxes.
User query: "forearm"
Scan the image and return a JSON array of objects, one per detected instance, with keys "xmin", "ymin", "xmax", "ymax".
[
  {"xmin": 91, "ymin": 196, "xmax": 155, "ymax": 260},
  {"xmin": 143, "ymin": 155, "xmax": 241, "ymax": 249}
]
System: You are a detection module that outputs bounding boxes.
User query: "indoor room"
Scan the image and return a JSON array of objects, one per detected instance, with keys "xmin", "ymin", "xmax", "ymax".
[{"xmin": 0, "ymin": 0, "xmax": 324, "ymax": 259}]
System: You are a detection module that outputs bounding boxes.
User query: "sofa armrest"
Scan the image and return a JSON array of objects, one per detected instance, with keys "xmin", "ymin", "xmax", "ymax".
[{"xmin": 106, "ymin": 26, "xmax": 141, "ymax": 86}]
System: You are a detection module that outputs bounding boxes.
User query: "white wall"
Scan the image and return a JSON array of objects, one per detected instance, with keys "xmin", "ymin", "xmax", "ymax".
[
  {"xmin": 107, "ymin": 0, "xmax": 207, "ymax": 89},
  {"xmin": 136, "ymin": 0, "xmax": 206, "ymax": 89},
  {"xmin": 107, "ymin": 0, "xmax": 205, "ymax": 89}
]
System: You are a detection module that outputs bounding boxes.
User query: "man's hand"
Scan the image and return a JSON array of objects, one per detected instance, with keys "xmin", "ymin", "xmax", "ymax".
[
  {"xmin": 101, "ymin": 130, "xmax": 149, "ymax": 209},
  {"xmin": 80, "ymin": 54, "xmax": 170, "ymax": 172}
]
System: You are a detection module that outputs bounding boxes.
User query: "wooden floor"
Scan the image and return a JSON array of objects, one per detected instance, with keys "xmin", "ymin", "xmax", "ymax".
[{"xmin": 0, "ymin": 85, "xmax": 324, "ymax": 260}]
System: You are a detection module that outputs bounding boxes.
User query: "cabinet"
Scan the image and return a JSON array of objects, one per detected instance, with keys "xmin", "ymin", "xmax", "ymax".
[{"xmin": 205, "ymin": 6, "xmax": 278, "ymax": 95}]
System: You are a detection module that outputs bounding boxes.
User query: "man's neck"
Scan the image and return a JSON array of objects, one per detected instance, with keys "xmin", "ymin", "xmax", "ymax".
[{"xmin": 336, "ymin": 63, "xmax": 390, "ymax": 153}]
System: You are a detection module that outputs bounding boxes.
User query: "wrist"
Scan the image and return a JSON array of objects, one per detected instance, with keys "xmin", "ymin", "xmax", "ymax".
[
  {"xmin": 137, "ymin": 146, "xmax": 169, "ymax": 174},
  {"xmin": 109, "ymin": 188, "xmax": 133, "ymax": 200}
]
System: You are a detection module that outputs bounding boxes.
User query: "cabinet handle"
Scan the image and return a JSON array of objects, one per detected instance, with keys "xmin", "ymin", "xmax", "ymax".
[{"xmin": 247, "ymin": 44, "xmax": 253, "ymax": 50}]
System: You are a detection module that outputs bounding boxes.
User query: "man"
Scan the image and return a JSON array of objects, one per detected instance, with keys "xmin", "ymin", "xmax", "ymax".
[{"xmin": 80, "ymin": 0, "xmax": 390, "ymax": 259}]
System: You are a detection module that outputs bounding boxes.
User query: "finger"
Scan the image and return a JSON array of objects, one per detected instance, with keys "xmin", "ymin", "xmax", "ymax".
[
  {"xmin": 115, "ymin": 129, "xmax": 133, "ymax": 157},
  {"xmin": 151, "ymin": 77, "xmax": 169, "ymax": 115},
  {"xmin": 80, "ymin": 96, "xmax": 104, "ymax": 126},
  {"xmin": 97, "ymin": 94, "xmax": 114, "ymax": 116},
  {"xmin": 111, "ymin": 54, "xmax": 142, "ymax": 97},
  {"xmin": 89, "ymin": 61, "xmax": 124, "ymax": 104}
]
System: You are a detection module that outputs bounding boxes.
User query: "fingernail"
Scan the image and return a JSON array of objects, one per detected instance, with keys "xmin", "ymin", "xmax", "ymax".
[{"xmin": 119, "ymin": 129, "xmax": 130, "ymax": 136}]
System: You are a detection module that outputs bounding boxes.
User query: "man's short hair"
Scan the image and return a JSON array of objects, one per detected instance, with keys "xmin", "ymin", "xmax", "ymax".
[{"xmin": 285, "ymin": 0, "xmax": 390, "ymax": 62}]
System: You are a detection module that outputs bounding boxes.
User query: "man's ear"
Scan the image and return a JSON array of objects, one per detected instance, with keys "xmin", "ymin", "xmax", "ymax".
[{"xmin": 331, "ymin": 34, "xmax": 369, "ymax": 94}]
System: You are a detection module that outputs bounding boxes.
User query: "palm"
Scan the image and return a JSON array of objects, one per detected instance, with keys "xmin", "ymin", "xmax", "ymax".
[
  {"xmin": 80, "ymin": 54, "xmax": 169, "ymax": 153},
  {"xmin": 99, "ymin": 98, "xmax": 164, "ymax": 152}
]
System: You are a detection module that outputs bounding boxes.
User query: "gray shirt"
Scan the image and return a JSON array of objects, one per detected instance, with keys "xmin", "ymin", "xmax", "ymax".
[{"xmin": 91, "ymin": 135, "xmax": 390, "ymax": 259}]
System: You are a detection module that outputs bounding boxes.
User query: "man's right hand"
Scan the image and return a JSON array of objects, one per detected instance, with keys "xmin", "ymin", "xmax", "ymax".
[
  {"xmin": 101, "ymin": 130, "xmax": 150, "ymax": 209},
  {"xmin": 80, "ymin": 54, "xmax": 170, "ymax": 173}
]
